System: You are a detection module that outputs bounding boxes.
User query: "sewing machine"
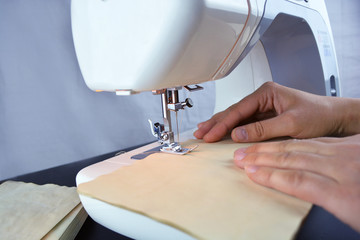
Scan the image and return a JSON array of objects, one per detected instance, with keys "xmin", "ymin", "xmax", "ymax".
[{"xmin": 72, "ymin": 0, "xmax": 340, "ymax": 239}]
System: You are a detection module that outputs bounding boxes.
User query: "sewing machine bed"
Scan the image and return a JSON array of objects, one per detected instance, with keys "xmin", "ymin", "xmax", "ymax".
[
  {"xmin": 75, "ymin": 135, "xmax": 360, "ymax": 240},
  {"xmin": 3, "ymin": 143, "xmax": 359, "ymax": 240}
]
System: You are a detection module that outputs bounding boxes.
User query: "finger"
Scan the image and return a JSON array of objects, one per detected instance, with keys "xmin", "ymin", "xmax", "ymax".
[
  {"xmin": 311, "ymin": 136, "xmax": 348, "ymax": 143},
  {"xmin": 197, "ymin": 122, "xmax": 205, "ymax": 129},
  {"xmin": 252, "ymin": 111, "xmax": 277, "ymax": 121},
  {"xmin": 202, "ymin": 117, "xmax": 237, "ymax": 142},
  {"xmin": 231, "ymin": 114, "xmax": 296, "ymax": 142},
  {"xmin": 194, "ymin": 110, "xmax": 229, "ymax": 140},
  {"xmin": 202, "ymin": 92, "xmax": 271, "ymax": 142},
  {"xmin": 244, "ymin": 165, "xmax": 337, "ymax": 207},
  {"xmin": 244, "ymin": 139, "xmax": 335, "ymax": 156},
  {"xmin": 194, "ymin": 118, "xmax": 217, "ymax": 139},
  {"xmin": 234, "ymin": 151, "xmax": 340, "ymax": 180}
]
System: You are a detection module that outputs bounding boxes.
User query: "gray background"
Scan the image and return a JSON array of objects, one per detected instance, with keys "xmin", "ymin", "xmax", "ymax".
[
  {"xmin": 326, "ymin": 0, "xmax": 360, "ymax": 97},
  {"xmin": 0, "ymin": 0, "xmax": 359, "ymax": 180}
]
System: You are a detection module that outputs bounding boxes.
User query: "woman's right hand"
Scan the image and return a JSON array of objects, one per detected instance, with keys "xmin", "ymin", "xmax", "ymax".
[{"xmin": 194, "ymin": 82, "xmax": 359, "ymax": 143}]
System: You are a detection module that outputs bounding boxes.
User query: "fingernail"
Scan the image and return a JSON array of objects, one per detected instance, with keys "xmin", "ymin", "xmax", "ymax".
[
  {"xmin": 235, "ymin": 128, "xmax": 248, "ymax": 141},
  {"xmin": 197, "ymin": 122, "xmax": 205, "ymax": 129},
  {"xmin": 234, "ymin": 148, "xmax": 247, "ymax": 166},
  {"xmin": 245, "ymin": 165, "xmax": 259, "ymax": 173},
  {"xmin": 193, "ymin": 130, "xmax": 202, "ymax": 139},
  {"xmin": 235, "ymin": 147, "xmax": 247, "ymax": 154}
]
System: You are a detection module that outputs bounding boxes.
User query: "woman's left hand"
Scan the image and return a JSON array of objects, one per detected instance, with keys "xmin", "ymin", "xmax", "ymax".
[{"xmin": 234, "ymin": 134, "xmax": 360, "ymax": 233}]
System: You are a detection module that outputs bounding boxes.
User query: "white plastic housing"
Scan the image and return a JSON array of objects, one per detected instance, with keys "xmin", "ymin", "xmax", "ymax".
[{"xmin": 71, "ymin": 0, "xmax": 262, "ymax": 93}]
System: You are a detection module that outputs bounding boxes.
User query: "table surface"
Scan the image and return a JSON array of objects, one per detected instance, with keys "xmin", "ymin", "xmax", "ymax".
[{"xmin": 2, "ymin": 144, "xmax": 359, "ymax": 240}]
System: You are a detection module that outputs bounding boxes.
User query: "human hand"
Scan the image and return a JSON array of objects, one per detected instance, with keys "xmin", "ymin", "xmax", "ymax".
[
  {"xmin": 234, "ymin": 134, "xmax": 360, "ymax": 233},
  {"xmin": 194, "ymin": 82, "xmax": 354, "ymax": 143}
]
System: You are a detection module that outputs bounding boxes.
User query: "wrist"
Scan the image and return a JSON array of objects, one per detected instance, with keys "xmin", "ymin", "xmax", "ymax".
[{"xmin": 333, "ymin": 98, "xmax": 360, "ymax": 136}]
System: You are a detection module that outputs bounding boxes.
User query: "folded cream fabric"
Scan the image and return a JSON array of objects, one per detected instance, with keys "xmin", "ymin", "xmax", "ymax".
[
  {"xmin": 78, "ymin": 139, "xmax": 311, "ymax": 240},
  {"xmin": 43, "ymin": 203, "xmax": 88, "ymax": 240},
  {"xmin": 0, "ymin": 181, "xmax": 80, "ymax": 240}
]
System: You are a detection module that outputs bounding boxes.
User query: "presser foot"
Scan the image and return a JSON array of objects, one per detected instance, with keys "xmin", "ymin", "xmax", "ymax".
[
  {"xmin": 131, "ymin": 143, "xmax": 198, "ymax": 160},
  {"xmin": 160, "ymin": 142, "xmax": 198, "ymax": 155}
]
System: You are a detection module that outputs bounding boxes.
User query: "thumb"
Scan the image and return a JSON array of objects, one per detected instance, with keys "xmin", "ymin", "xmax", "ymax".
[{"xmin": 231, "ymin": 115, "xmax": 293, "ymax": 142}]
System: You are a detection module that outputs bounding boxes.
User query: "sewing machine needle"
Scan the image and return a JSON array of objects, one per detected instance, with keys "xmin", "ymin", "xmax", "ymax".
[{"xmin": 176, "ymin": 111, "xmax": 180, "ymax": 143}]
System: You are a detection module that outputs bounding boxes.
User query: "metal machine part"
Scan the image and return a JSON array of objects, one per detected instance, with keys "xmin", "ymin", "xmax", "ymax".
[{"xmin": 149, "ymin": 85, "xmax": 201, "ymax": 153}]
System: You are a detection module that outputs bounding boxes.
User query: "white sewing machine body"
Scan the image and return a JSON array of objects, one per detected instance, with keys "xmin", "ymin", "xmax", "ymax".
[{"xmin": 72, "ymin": 0, "xmax": 340, "ymax": 239}]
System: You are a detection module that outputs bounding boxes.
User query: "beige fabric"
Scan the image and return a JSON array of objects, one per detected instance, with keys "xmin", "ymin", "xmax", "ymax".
[
  {"xmin": 43, "ymin": 203, "xmax": 88, "ymax": 240},
  {"xmin": 0, "ymin": 181, "xmax": 80, "ymax": 240},
  {"xmin": 78, "ymin": 139, "xmax": 311, "ymax": 240}
]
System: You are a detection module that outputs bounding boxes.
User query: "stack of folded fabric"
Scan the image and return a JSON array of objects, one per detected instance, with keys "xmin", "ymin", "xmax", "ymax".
[{"xmin": 0, "ymin": 181, "xmax": 87, "ymax": 240}]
